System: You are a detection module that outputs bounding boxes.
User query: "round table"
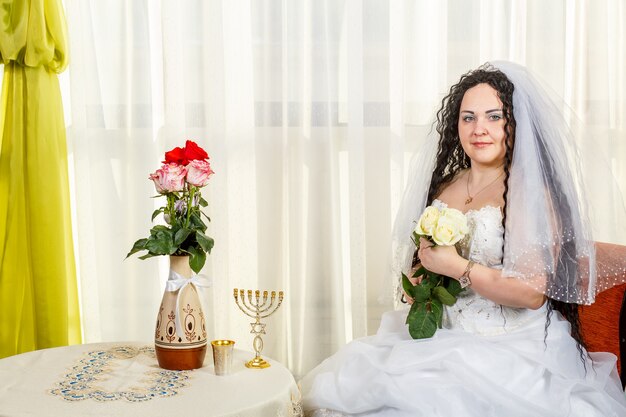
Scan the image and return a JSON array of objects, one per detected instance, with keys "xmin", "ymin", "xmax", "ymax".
[{"xmin": 0, "ymin": 342, "xmax": 302, "ymax": 417}]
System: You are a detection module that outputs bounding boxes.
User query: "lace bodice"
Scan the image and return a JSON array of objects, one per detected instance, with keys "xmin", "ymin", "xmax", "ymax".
[{"xmin": 433, "ymin": 200, "xmax": 546, "ymax": 335}]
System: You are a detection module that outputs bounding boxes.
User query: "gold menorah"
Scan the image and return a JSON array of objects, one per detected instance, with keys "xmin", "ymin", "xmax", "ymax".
[{"xmin": 233, "ymin": 289, "xmax": 284, "ymax": 369}]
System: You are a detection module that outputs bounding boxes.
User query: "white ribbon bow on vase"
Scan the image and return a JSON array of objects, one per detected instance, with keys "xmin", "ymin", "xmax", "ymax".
[{"xmin": 165, "ymin": 270, "xmax": 212, "ymax": 337}]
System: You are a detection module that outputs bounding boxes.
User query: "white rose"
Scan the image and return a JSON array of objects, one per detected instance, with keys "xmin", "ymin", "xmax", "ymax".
[
  {"xmin": 414, "ymin": 206, "xmax": 441, "ymax": 236},
  {"xmin": 440, "ymin": 208, "xmax": 469, "ymax": 234},
  {"xmin": 432, "ymin": 208, "xmax": 468, "ymax": 246}
]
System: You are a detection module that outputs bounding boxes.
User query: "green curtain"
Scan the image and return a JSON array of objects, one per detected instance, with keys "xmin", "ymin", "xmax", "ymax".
[{"xmin": 0, "ymin": 0, "xmax": 81, "ymax": 358}]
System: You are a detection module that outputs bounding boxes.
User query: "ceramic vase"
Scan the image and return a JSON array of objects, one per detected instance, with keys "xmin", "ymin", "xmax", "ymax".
[{"xmin": 154, "ymin": 255, "xmax": 207, "ymax": 370}]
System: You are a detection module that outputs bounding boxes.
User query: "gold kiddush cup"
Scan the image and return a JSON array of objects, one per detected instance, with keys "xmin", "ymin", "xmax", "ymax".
[{"xmin": 211, "ymin": 340, "xmax": 235, "ymax": 375}]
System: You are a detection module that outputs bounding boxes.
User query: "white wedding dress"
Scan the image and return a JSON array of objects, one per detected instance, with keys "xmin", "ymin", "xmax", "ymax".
[{"xmin": 300, "ymin": 201, "xmax": 626, "ymax": 417}]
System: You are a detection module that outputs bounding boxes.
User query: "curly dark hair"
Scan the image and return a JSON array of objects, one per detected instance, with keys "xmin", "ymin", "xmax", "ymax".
[
  {"xmin": 426, "ymin": 65, "xmax": 515, "ymax": 257},
  {"xmin": 416, "ymin": 64, "xmax": 587, "ymax": 360}
]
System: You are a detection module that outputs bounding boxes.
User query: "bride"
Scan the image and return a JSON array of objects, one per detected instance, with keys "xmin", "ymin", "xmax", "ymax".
[{"xmin": 300, "ymin": 62, "xmax": 626, "ymax": 417}]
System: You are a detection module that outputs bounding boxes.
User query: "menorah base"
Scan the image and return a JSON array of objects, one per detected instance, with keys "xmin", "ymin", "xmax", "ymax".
[{"xmin": 245, "ymin": 356, "xmax": 271, "ymax": 369}]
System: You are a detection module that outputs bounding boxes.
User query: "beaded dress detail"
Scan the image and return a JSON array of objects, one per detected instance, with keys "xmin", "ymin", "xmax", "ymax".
[{"xmin": 432, "ymin": 200, "xmax": 547, "ymax": 335}]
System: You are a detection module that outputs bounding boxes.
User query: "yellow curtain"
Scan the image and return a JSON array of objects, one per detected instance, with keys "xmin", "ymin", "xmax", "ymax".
[{"xmin": 0, "ymin": 0, "xmax": 81, "ymax": 358}]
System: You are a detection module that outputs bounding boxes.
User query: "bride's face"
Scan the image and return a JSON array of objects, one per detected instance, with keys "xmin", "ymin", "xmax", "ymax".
[{"xmin": 457, "ymin": 83, "xmax": 507, "ymax": 168}]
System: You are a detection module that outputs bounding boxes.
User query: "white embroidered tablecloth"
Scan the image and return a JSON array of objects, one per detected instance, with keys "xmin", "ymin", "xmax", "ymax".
[{"xmin": 0, "ymin": 342, "xmax": 302, "ymax": 417}]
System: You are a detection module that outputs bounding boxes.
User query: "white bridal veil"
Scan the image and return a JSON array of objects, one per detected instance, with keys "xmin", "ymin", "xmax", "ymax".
[{"xmin": 392, "ymin": 61, "xmax": 626, "ymax": 305}]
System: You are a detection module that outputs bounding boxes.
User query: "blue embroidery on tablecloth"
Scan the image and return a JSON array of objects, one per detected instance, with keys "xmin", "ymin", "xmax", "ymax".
[{"xmin": 49, "ymin": 345, "xmax": 189, "ymax": 402}]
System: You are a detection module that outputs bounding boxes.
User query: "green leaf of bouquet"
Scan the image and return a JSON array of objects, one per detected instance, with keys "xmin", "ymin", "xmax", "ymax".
[
  {"xmin": 198, "ymin": 196, "xmax": 208, "ymax": 207},
  {"xmin": 138, "ymin": 252, "xmax": 158, "ymax": 260},
  {"xmin": 426, "ymin": 269, "xmax": 439, "ymax": 279},
  {"xmin": 413, "ymin": 282, "xmax": 431, "ymax": 303},
  {"xmin": 407, "ymin": 300, "xmax": 437, "ymax": 339},
  {"xmin": 401, "ymin": 273, "xmax": 415, "ymax": 298},
  {"xmin": 174, "ymin": 228, "xmax": 192, "ymax": 246},
  {"xmin": 187, "ymin": 246, "xmax": 206, "ymax": 273},
  {"xmin": 167, "ymin": 243, "xmax": 178, "ymax": 254},
  {"xmin": 418, "ymin": 276, "xmax": 435, "ymax": 291},
  {"xmin": 145, "ymin": 238, "xmax": 171, "ymax": 255},
  {"xmin": 189, "ymin": 212, "xmax": 207, "ymax": 232},
  {"xmin": 145, "ymin": 229, "xmax": 177, "ymax": 255},
  {"xmin": 424, "ymin": 273, "xmax": 440, "ymax": 288},
  {"xmin": 430, "ymin": 298, "xmax": 444, "ymax": 328},
  {"xmin": 412, "ymin": 266, "xmax": 426, "ymax": 278},
  {"xmin": 150, "ymin": 225, "xmax": 170, "ymax": 235},
  {"xmin": 201, "ymin": 211, "xmax": 211, "ymax": 222},
  {"xmin": 432, "ymin": 285, "xmax": 457, "ymax": 306},
  {"xmin": 151, "ymin": 209, "xmax": 163, "ymax": 221},
  {"xmin": 446, "ymin": 278, "xmax": 464, "ymax": 297},
  {"xmin": 126, "ymin": 238, "xmax": 148, "ymax": 258},
  {"xmin": 196, "ymin": 231, "xmax": 215, "ymax": 254}
]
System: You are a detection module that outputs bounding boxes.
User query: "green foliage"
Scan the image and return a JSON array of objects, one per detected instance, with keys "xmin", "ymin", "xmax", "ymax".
[
  {"xmin": 445, "ymin": 277, "xmax": 463, "ymax": 297},
  {"xmin": 413, "ymin": 282, "xmax": 432, "ymax": 303},
  {"xmin": 126, "ymin": 185, "xmax": 214, "ymax": 274},
  {"xmin": 403, "ymin": 264, "xmax": 465, "ymax": 339},
  {"xmin": 412, "ymin": 265, "xmax": 426, "ymax": 278},
  {"xmin": 432, "ymin": 286, "xmax": 456, "ymax": 306},
  {"xmin": 401, "ymin": 273, "xmax": 415, "ymax": 298},
  {"xmin": 196, "ymin": 231, "xmax": 214, "ymax": 253},
  {"xmin": 407, "ymin": 300, "xmax": 437, "ymax": 338},
  {"xmin": 186, "ymin": 245, "xmax": 207, "ymax": 273}
]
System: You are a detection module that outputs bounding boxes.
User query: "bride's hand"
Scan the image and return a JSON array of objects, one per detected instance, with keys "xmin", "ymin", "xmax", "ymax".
[
  {"xmin": 418, "ymin": 237, "xmax": 462, "ymax": 277},
  {"xmin": 403, "ymin": 264, "xmax": 423, "ymax": 305}
]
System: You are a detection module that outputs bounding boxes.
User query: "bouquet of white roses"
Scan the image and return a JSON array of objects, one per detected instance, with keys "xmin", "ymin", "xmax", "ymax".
[{"xmin": 402, "ymin": 205, "xmax": 469, "ymax": 339}]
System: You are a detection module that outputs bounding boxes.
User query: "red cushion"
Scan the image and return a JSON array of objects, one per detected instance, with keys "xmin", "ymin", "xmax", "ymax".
[{"xmin": 579, "ymin": 283, "xmax": 626, "ymax": 374}]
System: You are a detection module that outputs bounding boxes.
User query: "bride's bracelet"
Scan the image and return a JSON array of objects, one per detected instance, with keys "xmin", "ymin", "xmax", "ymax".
[{"xmin": 458, "ymin": 260, "xmax": 475, "ymax": 288}]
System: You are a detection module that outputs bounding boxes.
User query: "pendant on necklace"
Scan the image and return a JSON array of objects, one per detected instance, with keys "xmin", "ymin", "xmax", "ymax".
[{"xmin": 465, "ymin": 197, "xmax": 473, "ymax": 205}]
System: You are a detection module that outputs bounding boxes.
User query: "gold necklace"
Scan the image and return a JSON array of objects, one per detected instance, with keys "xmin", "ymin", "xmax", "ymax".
[{"xmin": 465, "ymin": 169, "xmax": 505, "ymax": 205}]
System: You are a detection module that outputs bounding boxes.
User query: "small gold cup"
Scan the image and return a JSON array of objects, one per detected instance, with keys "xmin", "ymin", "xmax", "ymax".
[{"xmin": 211, "ymin": 340, "xmax": 235, "ymax": 375}]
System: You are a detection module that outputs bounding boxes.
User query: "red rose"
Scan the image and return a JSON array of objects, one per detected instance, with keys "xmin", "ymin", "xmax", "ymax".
[
  {"xmin": 163, "ymin": 146, "xmax": 187, "ymax": 165},
  {"xmin": 163, "ymin": 140, "xmax": 208, "ymax": 165},
  {"xmin": 183, "ymin": 140, "xmax": 208, "ymax": 162}
]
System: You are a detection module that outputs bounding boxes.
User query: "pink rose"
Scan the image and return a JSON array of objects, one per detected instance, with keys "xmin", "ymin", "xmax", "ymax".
[
  {"xmin": 186, "ymin": 159, "xmax": 214, "ymax": 187},
  {"xmin": 149, "ymin": 163, "xmax": 187, "ymax": 193}
]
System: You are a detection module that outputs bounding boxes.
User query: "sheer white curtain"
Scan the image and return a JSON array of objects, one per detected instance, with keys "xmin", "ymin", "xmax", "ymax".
[{"xmin": 63, "ymin": 0, "xmax": 626, "ymax": 378}]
